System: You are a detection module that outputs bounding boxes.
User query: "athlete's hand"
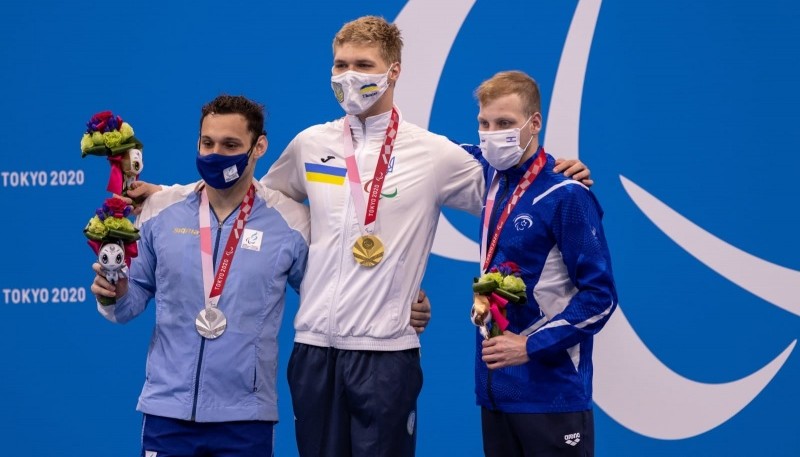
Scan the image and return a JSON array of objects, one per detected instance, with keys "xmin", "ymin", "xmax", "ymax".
[
  {"xmin": 554, "ymin": 158, "xmax": 594, "ymax": 187},
  {"xmin": 112, "ymin": 181, "xmax": 162, "ymax": 216},
  {"xmin": 482, "ymin": 331, "xmax": 530, "ymax": 369},
  {"xmin": 410, "ymin": 290, "xmax": 431, "ymax": 334},
  {"xmin": 90, "ymin": 262, "xmax": 129, "ymax": 300}
]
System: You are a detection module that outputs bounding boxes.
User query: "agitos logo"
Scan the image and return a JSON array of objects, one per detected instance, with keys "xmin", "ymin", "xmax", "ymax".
[
  {"xmin": 394, "ymin": 0, "xmax": 797, "ymax": 444},
  {"xmin": 363, "ymin": 179, "xmax": 397, "ymax": 199}
]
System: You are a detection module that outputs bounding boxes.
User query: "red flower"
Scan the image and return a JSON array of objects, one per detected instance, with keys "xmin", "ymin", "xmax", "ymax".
[
  {"xmin": 92, "ymin": 111, "xmax": 112, "ymax": 122},
  {"xmin": 104, "ymin": 197, "xmax": 129, "ymax": 218},
  {"xmin": 87, "ymin": 111, "xmax": 116, "ymax": 133},
  {"xmin": 498, "ymin": 261, "xmax": 521, "ymax": 275}
]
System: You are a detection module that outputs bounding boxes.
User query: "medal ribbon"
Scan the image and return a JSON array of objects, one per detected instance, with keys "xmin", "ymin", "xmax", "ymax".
[
  {"xmin": 342, "ymin": 107, "xmax": 400, "ymax": 234},
  {"xmin": 198, "ymin": 183, "xmax": 255, "ymax": 309},
  {"xmin": 481, "ymin": 147, "xmax": 546, "ymax": 272}
]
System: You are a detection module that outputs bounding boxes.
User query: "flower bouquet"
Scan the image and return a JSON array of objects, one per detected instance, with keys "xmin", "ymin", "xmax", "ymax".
[
  {"xmin": 84, "ymin": 198, "xmax": 140, "ymax": 305},
  {"xmin": 470, "ymin": 261, "xmax": 527, "ymax": 339},
  {"xmin": 80, "ymin": 111, "xmax": 144, "ymax": 198}
]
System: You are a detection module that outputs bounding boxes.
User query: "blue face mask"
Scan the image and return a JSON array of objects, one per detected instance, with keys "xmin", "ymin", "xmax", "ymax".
[{"xmin": 196, "ymin": 149, "xmax": 252, "ymax": 189}]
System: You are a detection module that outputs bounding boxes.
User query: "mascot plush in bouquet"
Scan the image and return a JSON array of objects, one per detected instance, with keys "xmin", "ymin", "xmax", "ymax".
[{"xmin": 83, "ymin": 198, "xmax": 140, "ymax": 305}]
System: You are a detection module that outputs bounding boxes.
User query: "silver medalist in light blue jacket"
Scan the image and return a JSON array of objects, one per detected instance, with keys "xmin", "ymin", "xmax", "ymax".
[{"xmin": 98, "ymin": 180, "xmax": 309, "ymax": 422}]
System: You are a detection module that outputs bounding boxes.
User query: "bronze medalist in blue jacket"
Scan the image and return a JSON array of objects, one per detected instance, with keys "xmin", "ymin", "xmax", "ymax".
[{"xmin": 465, "ymin": 144, "xmax": 618, "ymax": 414}]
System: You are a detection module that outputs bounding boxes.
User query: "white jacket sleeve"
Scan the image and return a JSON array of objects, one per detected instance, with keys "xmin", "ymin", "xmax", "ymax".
[
  {"xmin": 261, "ymin": 134, "xmax": 308, "ymax": 203},
  {"xmin": 434, "ymin": 138, "xmax": 485, "ymax": 216}
]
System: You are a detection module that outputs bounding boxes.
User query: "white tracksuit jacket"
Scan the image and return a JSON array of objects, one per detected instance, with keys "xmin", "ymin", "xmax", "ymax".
[{"xmin": 263, "ymin": 108, "xmax": 484, "ymax": 351}]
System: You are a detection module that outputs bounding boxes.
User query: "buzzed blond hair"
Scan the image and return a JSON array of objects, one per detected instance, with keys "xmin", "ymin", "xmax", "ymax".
[
  {"xmin": 476, "ymin": 71, "xmax": 541, "ymax": 117},
  {"xmin": 333, "ymin": 16, "xmax": 403, "ymax": 64}
]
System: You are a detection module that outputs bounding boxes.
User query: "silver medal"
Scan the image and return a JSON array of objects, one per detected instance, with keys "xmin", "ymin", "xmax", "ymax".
[{"xmin": 196, "ymin": 307, "xmax": 227, "ymax": 339}]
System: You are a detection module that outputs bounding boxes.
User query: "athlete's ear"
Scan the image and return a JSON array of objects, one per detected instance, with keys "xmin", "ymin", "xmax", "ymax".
[
  {"xmin": 388, "ymin": 62, "xmax": 401, "ymax": 84},
  {"xmin": 253, "ymin": 133, "xmax": 268, "ymax": 159},
  {"xmin": 530, "ymin": 112, "xmax": 542, "ymax": 135}
]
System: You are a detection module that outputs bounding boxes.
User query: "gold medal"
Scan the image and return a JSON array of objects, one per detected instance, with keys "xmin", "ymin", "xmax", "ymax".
[{"xmin": 353, "ymin": 234, "xmax": 385, "ymax": 267}]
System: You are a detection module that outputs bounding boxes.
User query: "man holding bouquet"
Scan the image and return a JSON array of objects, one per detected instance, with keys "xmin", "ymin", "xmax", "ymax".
[
  {"xmin": 468, "ymin": 71, "xmax": 618, "ymax": 457},
  {"xmin": 90, "ymin": 95, "xmax": 310, "ymax": 457}
]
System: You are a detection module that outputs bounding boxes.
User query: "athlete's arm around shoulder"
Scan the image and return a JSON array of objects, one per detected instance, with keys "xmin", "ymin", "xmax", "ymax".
[
  {"xmin": 422, "ymin": 132, "xmax": 484, "ymax": 216},
  {"xmin": 256, "ymin": 182, "xmax": 310, "ymax": 292},
  {"xmin": 257, "ymin": 183, "xmax": 310, "ymax": 237},
  {"xmin": 135, "ymin": 182, "xmax": 199, "ymax": 226},
  {"xmin": 260, "ymin": 125, "xmax": 328, "ymax": 203},
  {"xmin": 123, "ymin": 180, "xmax": 189, "ymax": 215}
]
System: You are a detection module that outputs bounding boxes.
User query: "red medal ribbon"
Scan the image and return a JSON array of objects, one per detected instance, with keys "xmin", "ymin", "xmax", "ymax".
[
  {"xmin": 199, "ymin": 184, "xmax": 256, "ymax": 306},
  {"xmin": 482, "ymin": 148, "xmax": 547, "ymax": 272},
  {"xmin": 343, "ymin": 108, "xmax": 400, "ymax": 231}
]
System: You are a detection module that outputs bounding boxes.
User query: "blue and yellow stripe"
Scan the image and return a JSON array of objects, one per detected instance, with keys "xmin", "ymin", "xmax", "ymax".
[
  {"xmin": 359, "ymin": 83, "xmax": 379, "ymax": 95},
  {"xmin": 305, "ymin": 163, "xmax": 347, "ymax": 185}
]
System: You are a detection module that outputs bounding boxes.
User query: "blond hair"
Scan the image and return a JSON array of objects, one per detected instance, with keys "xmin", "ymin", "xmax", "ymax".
[
  {"xmin": 333, "ymin": 16, "xmax": 403, "ymax": 64},
  {"xmin": 475, "ymin": 71, "xmax": 541, "ymax": 117}
]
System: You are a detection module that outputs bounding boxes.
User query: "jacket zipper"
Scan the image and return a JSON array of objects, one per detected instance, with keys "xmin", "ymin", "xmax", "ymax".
[
  {"xmin": 191, "ymin": 209, "xmax": 233, "ymax": 421},
  {"xmin": 328, "ymin": 121, "xmax": 367, "ymax": 344},
  {"xmin": 487, "ymin": 369, "xmax": 499, "ymax": 410},
  {"xmin": 486, "ymin": 174, "xmax": 509, "ymax": 411},
  {"xmin": 489, "ymin": 174, "xmax": 510, "ymax": 251}
]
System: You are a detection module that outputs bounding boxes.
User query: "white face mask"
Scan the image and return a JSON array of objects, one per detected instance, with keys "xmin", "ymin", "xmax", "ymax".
[
  {"xmin": 330, "ymin": 65, "xmax": 394, "ymax": 115},
  {"xmin": 478, "ymin": 116, "xmax": 534, "ymax": 171}
]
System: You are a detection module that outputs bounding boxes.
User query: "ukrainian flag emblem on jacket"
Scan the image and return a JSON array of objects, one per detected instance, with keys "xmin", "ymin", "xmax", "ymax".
[{"xmin": 305, "ymin": 163, "xmax": 346, "ymax": 185}]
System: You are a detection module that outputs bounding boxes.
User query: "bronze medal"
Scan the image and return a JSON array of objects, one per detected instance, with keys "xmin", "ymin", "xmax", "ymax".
[{"xmin": 353, "ymin": 234, "xmax": 384, "ymax": 267}]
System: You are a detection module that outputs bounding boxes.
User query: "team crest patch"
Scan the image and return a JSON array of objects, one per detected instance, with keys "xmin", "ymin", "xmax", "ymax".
[
  {"xmin": 332, "ymin": 81, "xmax": 344, "ymax": 103},
  {"xmin": 513, "ymin": 214, "xmax": 533, "ymax": 231},
  {"xmin": 241, "ymin": 228, "xmax": 263, "ymax": 251}
]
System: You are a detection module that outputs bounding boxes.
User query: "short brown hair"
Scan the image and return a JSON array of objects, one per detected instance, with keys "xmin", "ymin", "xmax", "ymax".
[
  {"xmin": 200, "ymin": 95, "xmax": 265, "ymax": 144},
  {"xmin": 475, "ymin": 71, "xmax": 541, "ymax": 117},
  {"xmin": 333, "ymin": 16, "xmax": 403, "ymax": 64}
]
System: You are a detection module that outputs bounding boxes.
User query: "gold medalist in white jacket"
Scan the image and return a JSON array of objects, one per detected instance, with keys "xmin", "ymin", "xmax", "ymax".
[{"xmin": 263, "ymin": 108, "xmax": 484, "ymax": 351}]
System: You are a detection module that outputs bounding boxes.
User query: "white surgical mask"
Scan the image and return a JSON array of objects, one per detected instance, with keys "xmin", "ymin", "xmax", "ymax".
[
  {"xmin": 330, "ymin": 65, "xmax": 394, "ymax": 115},
  {"xmin": 478, "ymin": 116, "xmax": 534, "ymax": 171}
]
